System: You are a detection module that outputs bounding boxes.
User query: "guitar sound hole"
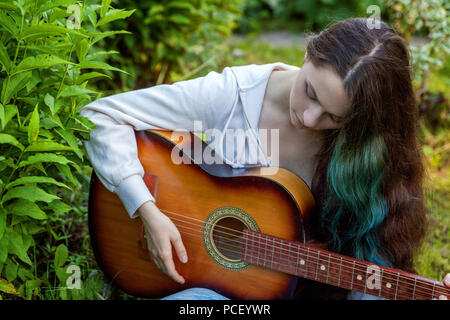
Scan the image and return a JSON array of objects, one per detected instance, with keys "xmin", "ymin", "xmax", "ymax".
[{"xmin": 212, "ymin": 217, "xmax": 246, "ymax": 261}]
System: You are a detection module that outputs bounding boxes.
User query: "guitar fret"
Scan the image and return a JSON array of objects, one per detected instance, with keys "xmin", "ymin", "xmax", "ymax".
[
  {"xmin": 325, "ymin": 253, "xmax": 331, "ymax": 284},
  {"xmin": 363, "ymin": 266, "xmax": 367, "ymax": 294},
  {"xmin": 378, "ymin": 268, "xmax": 383, "ymax": 297},
  {"xmin": 263, "ymin": 236, "xmax": 268, "ymax": 268},
  {"xmin": 305, "ymin": 248, "xmax": 310, "ymax": 279},
  {"xmin": 280, "ymin": 239, "xmax": 286, "ymax": 272},
  {"xmin": 412, "ymin": 278, "xmax": 416, "ymax": 300},
  {"xmin": 350, "ymin": 261, "xmax": 355, "ymax": 291},
  {"xmin": 270, "ymin": 237, "xmax": 275, "ymax": 270},
  {"xmin": 394, "ymin": 273, "xmax": 400, "ymax": 300},
  {"xmin": 248, "ymin": 233, "xmax": 253, "ymax": 263},
  {"xmin": 287, "ymin": 241, "xmax": 291, "ymax": 274},
  {"xmin": 243, "ymin": 232, "xmax": 248, "ymax": 261},
  {"xmin": 338, "ymin": 257, "xmax": 342, "ymax": 288},
  {"xmin": 276, "ymin": 239, "xmax": 281, "ymax": 271},
  {"xmin": 432, "ymin": 282, "xmax": 436, "ymax": 300},
  {"xmin": 315, "ymin": 250, "xmax": 320, "ymax": 281}
]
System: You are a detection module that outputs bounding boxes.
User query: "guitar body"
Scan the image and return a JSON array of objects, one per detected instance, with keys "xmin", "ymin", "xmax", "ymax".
[{"xmin": 88, "ymin": 130, "xmax": 316, "ymax": 300}]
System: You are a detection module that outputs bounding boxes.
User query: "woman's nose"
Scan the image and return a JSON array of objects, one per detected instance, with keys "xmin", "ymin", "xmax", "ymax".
[{"xmin": 303, "ymin": 106, "xmax": 323, "ymax": 127}]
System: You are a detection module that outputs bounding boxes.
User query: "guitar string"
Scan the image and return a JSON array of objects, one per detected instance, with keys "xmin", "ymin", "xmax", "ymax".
[
  {"xmin": 168, "ymin": 218, "xmax": 447, "ymax": 298},
  {"xmin": 172, "ymin": 228, "xmax": 437, "ymax": 300},
  {"xmin": 160, "ymin": 209, "xmax": 448, "ymax": 298},
  {"xmin": 149, "ymin": 210, "xmax": 446, "ymax": 298},
  {"xmin": 176, "ymin": 224, "xmax": 446, "ymax": 300},
  {"xmin": 151, "ymin": 209, "xmax": 448, "ymax": 298}
]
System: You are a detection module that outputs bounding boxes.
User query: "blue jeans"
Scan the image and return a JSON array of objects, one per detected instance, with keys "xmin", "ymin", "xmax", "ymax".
[
  {"xmin": 161, "ymin": 287, "xmax": 383, "ymax": 300},
  {"xmin": 161, "ymin": 288, "xmax": 230, "ymax": 300}
]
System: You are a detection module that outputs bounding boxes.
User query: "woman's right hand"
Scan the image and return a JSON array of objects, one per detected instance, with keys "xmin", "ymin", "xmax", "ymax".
[{"xmin": 137, "ymin": 200, "xmax": 188, "ymax": 284}]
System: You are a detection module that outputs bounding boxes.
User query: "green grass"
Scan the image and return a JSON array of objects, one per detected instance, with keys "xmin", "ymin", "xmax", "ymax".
[
  {"xmin": 221, "ymin": 35, "xmax": 307, "ymax": 68},
  {"xmin": 219, "ymin": 36, "xmax": 449, "ymax": 281}
]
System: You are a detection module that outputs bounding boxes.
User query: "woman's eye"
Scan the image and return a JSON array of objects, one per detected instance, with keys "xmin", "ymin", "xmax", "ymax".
[
  {"xmin": 305, "ymin": 81, "xmax": 316, "ymax": 100},
  {"xmin": 330, "ymin": 114, "xmax": 344, "ymax": 123}
]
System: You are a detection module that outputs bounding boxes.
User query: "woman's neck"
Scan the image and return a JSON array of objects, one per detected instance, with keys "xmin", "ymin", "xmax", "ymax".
[{"xmin": 265, "ymin": 69, "xmax": 298, "ymax": 108}]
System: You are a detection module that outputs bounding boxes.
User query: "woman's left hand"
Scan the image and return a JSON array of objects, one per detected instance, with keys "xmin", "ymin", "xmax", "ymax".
[{"xmin": 438, "ymin": 273, "xmax": 450, "ymax": 300}]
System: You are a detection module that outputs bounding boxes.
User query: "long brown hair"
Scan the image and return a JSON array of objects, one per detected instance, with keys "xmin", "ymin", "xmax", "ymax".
[{"xmin": 306, "ymin": 18, "xmax": 428, "ymax": 277}]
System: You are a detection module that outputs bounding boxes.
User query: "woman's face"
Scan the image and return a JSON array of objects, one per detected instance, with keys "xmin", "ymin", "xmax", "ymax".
[{"xmin": 289, "ymin": 59, "xmax": 352, "ymax": 131}]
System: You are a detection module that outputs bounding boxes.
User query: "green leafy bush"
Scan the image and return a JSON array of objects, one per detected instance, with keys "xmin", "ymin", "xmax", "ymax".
[
  {"xmin": 236, "ymin": 0, "xmax": 387, "ymax": 33},
  {"xmin": 98, "ymin": 0, "xmax": 243, "ymax": 91},
  {"xmin": 388, "ymin": 0, "xmax": 449, "ymax": 95},
  {"xmin": 0, "ymin": 0, "xmax": 132, "ymax": 299}
]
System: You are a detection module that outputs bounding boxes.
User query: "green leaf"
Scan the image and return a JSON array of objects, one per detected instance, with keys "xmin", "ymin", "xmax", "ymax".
[
  {"xmin": 0, "ymin": 2, "xmax": 20, "ymax": 11},
  {"xmin": 54, "ymin": 128, "xmax": 83, "ymax": 160},
  {"xmin": 85, "ymin": 50, "xmax": 119, "ymax": 61},
  {"xmin": 96, "ymin": 9, "xmax": 135, "ymax": 27},
  {"xmin": 100, "ymin": 0, "xmax": 112, "ymax": 18},
  {"xmin": 73, "ymin": 114, "xmax": 96, "ymax": 131},
  {"xmin": 21, "ymin": 24, "xmax": 88, "ymax": 40},
  {"xmin": 18, "ymin": 153, "xmax": 74, "ymax": 167},
  {"xmin": 1, "ymin": 186, "xmax": 59, "ymax": 204},
  {"xmin": 54, "ymin": 244, "xmax": 68, "ymax": 268},
  {"xmin": 46, "ymin": 200, "xmax": 72, "ymax": 214},
  {"xmin": 90, "ymin": 30, "xmax": 131, "ymax": 46},
  {"xmin": 5, "ymin": 176, "xmax": 70, "ymax": 190},
  {"xmin": 44, "ymin": 93, "xmax": 55, "ymax": 115},
  {"xmin": 41, "ymin": 113, "xmax": 64, "ymax": 129},
  {"xmin": 0, "ymin": 133, "xmax": 25, "ymax": 151},
  {"xmin": 58, "ymin": 85, "xmax": 97, "ymax": 98},
  {"xmin": 76, "ymin": 38, "xmax": 90, "ymax": 63},
  {"xmin": 75, "ymin": 72, "xmax": 110, "ymax": 85},
  {"xmin": 0, "ymin": 207, "xmax": 5, "ymax": 240},
  {"xmin": 0, "ymin": 103, "xmax": 4, "ymax": 130},
  {"xmin": 25, "ymin": 141, "xmax": 75, "ymax": 152},
  {"xmin": 6, "ymin": 199, "xmax": 47, "ymax": 220},
  {"xmin": 14, "ymin": 54, "xmax": 71, "ymax": 74},
  {"xmin": 75, "ymin": 60, "xmax": 127, "ymax": 74},
  {"xmin": 2, "ymin": 104, "xmax": 17, "ymax": 129},
  {"xmin": 1, "ymin": 71, "xmax": 32, "ymax": 105},
  {"xmin": 5, "ymin": 229, "xmax": 32, "ymax": 266},
  {"xmin": 0, "ymin": 237, "xmax": 7, "ymax": 263},
  {"xmin": 27, "ymin": 104, "xmax": 40, "ymax": 144},
  {"xmin": 0, "ymin": 278, "xmax": 18, "ymax": 295},
  {"xmin": 0, "ymin": 11, "xmax": 19, "ymax": 38},
  {"xmin": 55, "ymin": 163, "xmax": 78, "ymax": 186},
  {"xmin": 0, "ymin": 42, "xmax": 11, "ymax": 72},
  {"xmin": 5, "ymin": 261, "xmax": 18, "ymax": 282}
]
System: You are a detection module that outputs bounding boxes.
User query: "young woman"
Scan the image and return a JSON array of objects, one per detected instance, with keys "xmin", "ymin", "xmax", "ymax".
[{"xmin": 80, "ymin": 18, "xmax": 449, "ymax": 300}]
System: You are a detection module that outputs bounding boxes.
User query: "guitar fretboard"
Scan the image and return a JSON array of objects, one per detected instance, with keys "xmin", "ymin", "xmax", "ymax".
[{"xmin": 241, "ymin": 229, "xmax": 449, "ymax": 300}]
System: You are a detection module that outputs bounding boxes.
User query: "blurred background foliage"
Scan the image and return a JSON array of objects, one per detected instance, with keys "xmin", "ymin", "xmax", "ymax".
[{"xmin": 0, "ymin": 0, "xmax": 448, "ymax": 299}]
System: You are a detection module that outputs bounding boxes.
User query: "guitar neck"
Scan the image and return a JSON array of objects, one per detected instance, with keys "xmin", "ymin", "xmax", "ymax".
[{"xmin": 241, "ymin": 229, "xmax": 449, "ymax": 300}]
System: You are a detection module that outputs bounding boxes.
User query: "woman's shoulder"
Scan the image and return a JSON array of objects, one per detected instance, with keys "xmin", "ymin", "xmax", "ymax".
[{"xmin": 228, "ymin": 62, "xmax": 300, "ymax": 89}]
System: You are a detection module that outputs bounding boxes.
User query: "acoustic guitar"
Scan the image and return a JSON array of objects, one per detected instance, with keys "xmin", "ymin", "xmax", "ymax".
[{"xmin": 88, "ymin": 129, "xmax": 449, "ymax": 300}]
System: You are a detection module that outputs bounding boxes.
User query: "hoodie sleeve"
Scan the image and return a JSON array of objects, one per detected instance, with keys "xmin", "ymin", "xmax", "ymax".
[{"xmin": 79, "ymin": 67, "xmax": 237, "ymax": 218}]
